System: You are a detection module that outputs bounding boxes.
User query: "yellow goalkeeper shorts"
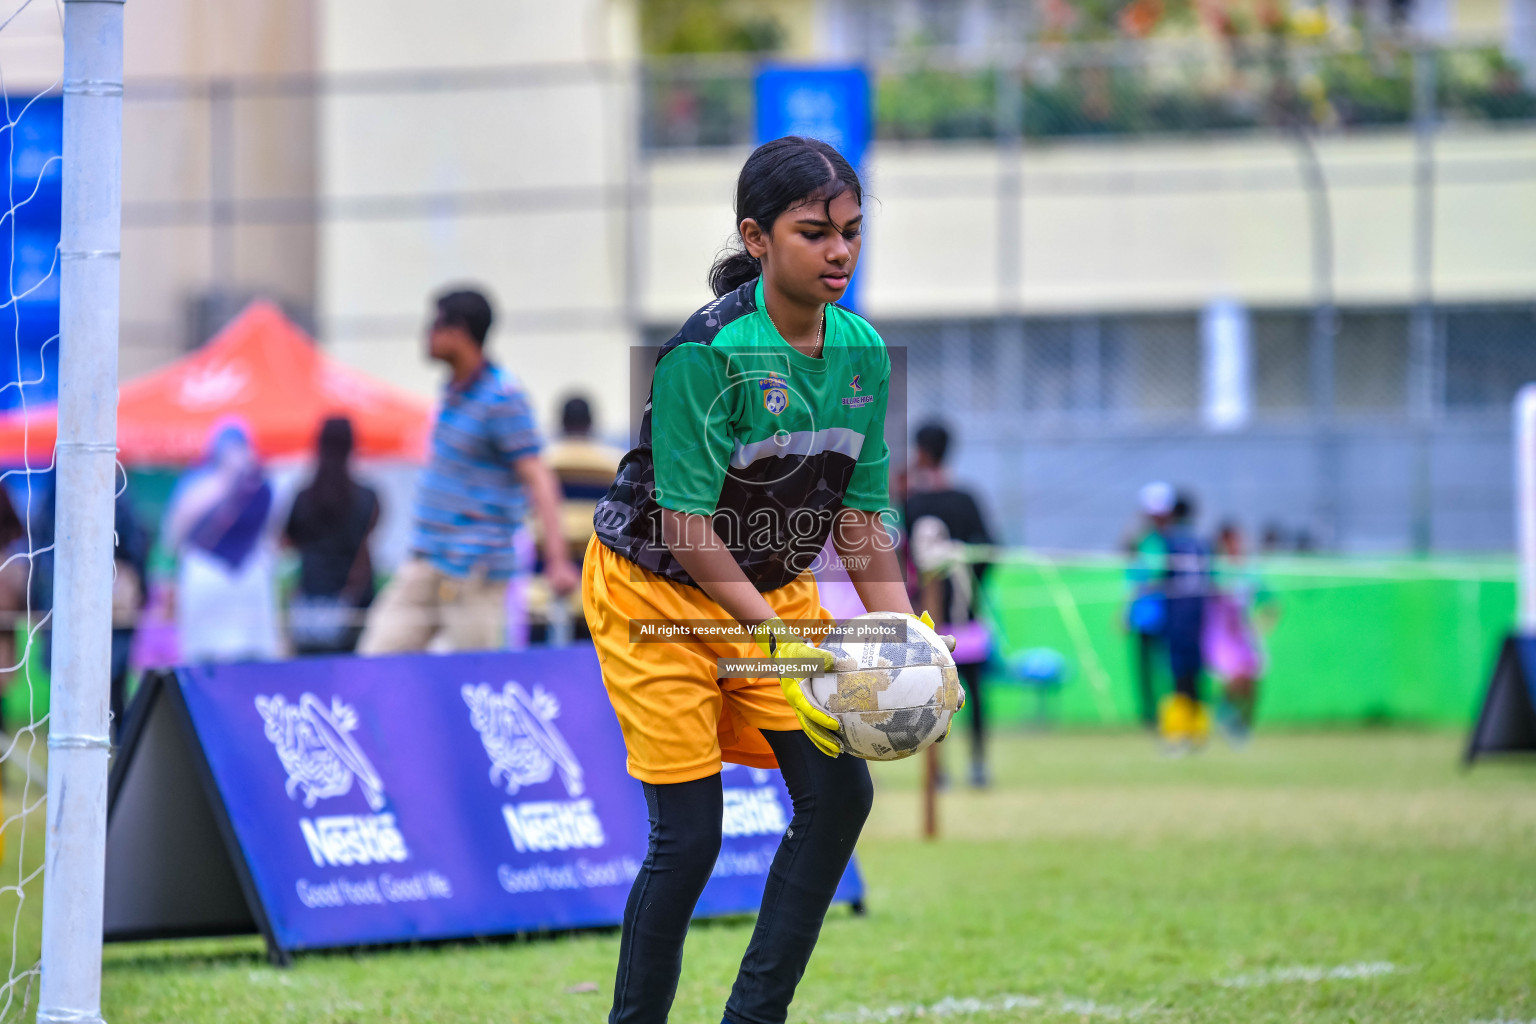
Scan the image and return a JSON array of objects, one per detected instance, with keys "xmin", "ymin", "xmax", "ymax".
[{"xmin": 581, "ymin": 535, "xmax": 835, "ymax": 784}]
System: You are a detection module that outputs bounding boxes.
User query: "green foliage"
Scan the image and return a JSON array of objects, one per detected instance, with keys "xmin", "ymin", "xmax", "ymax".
[
  {"xmin": 640, "ymin": 0, "xmax": 784, "ymax": 55},
  {"xmin": 1040, "ymin": 0, "xmax": 1202, "ymax": 42},
  {"xmin": 1316, "ymin": 50, "xmax": 1415, "ymax": 125},
  {"xmin": 1439, "ymin": 46, "xmax": 1536, "ymax": 121},
  {"xmin": 876, "ymin": 67, "xmax": 998, "ymax": 142},
  {"xmin": 865, "ymin": 45, "xmax": 1536, "ymax": 142}
]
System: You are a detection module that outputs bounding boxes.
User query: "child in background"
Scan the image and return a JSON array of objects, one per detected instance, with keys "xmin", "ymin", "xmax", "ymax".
[
  {"xmin": 1208, "ymin": 521, "xmax": 1279, "ymax": 742},
  {"xmin": 904, "ymin": 420, "xmax": 996, "ymax": 788},
  {"xmin": 1158, "ymin": 492, "xmax": 1214, "ymax": 753},
  {"xmin": 1126, "ymin": 481, "xmax": 1175, "ymax": 730}
]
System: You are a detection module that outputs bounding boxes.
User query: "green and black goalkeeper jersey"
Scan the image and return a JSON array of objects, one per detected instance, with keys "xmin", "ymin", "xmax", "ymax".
[{"xmin": 593, "ymin": 276, "xmax": 891, "ymax": 592}]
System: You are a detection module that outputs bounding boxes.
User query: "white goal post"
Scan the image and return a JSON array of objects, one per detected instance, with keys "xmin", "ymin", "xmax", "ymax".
[{"xmin": 36, "ymin": 2, "xmax": 123, "ymax": 1023}]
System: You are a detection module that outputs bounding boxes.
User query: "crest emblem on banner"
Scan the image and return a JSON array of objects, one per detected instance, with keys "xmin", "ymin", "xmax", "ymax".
[
  {"xmin": 255, "ymin": 693, "xmax": 387, "ymax": 811},
  {"xmin": 462, "ymin": 682, "xmax": 585, "ymax": 798}
]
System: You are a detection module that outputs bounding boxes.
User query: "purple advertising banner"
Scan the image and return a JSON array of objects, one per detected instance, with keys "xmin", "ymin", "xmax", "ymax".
[{"xmin": 174, "ymin": 647, "xmax": 861, "ymax": 953}]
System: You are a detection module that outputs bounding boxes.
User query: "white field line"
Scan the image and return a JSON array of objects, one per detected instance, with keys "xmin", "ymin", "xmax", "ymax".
[
  {"xmin": 818, "ymin": 994, "xmax": 1151, "ymax": 1022},
  {"xmin": 1217, "ymin": 961, "xmax": 1400, "ymax": 987},
  {"xmin": 819, "ymin": 962, "xmax": 1407, "ymax": 1022}
]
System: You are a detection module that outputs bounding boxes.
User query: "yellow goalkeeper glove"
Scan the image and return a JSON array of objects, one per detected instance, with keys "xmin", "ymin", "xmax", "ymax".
[
  {"xmin": 751, "ymin": 617, "xmax": 842, "ymax": 758},
  {"xmin": 906, "ymin": 610, "xmax": 958, "ymax": 655}
]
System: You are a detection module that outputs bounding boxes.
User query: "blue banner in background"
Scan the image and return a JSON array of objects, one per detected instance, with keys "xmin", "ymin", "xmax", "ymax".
[
  {"xmin": 3, "ymin": 96, "xmax": 61, "ymax": 413},
  {"xmin": 755, "ymin": 66, "xmax": 871, "ymax": 313},
  {"xmin": 175, "ymin": 648, "xmax": 861, "ymax": 953}
]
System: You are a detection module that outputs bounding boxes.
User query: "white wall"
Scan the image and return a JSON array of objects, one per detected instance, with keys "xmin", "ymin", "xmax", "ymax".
[
  {"xmin": 318, "ymin": 0, "xmax": 640, "ymax": 443},
  {"xmin": 643, "ymin": 127, "xmax": 1536, "ymax": 327}
]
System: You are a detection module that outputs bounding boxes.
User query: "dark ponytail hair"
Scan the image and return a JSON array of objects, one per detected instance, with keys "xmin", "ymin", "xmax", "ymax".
[{"xmin": 709, "ymin": 136, "xmax": 863, "ymax": 298}]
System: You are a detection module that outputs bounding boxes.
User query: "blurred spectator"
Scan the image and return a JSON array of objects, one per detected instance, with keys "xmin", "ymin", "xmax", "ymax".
[
  {"xmin": 1159, "ymin": 491, "xmax": 1214, "ymax": 752},
  {"xmin": 284, "ymin": 417, "xmax": 380, "ymax": 655},
  {"xmin": 109, "ymin": 491, "xmax": 150, "ymax": 734},
  {"xmin": 1126, "ymin": 481, "xmax": 1175, "ymax": 729},
  {"xmin": 533, "ymin": 394, "xmax": 623, "ymax": 643},
  {"xmin": 904, "ymin": 420, "xmax": 996, "ymax": 788},
  {"xmin": 544, "ymin": 395, "xmax": 625, "ymax": 562},
  {"xmin": 357, "ymin": 286, "xmax": 578, "ymax": 655},
  {"xmin": 1208, "ymin": 521, "xmax": 1279, "ymax": 742},
  {"xmin": 0, "ymin": 487, "xmax": 28, "ymax": 737},
  {"xmin": 164, "ymin": 420, "xmax": 280, "ymax": 663}
]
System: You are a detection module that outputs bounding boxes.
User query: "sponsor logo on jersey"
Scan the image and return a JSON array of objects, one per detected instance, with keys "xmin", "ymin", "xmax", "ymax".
[{"xmin": 848, "ymin": 374, "xmax": 862, "ymax": 392}]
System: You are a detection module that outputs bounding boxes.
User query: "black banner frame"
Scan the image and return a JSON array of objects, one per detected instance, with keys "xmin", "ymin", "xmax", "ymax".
[
  {"xmin": 106, "ymin": 670, "xmax": 290, "ymax": 963},
  {"xmin": 1464, "ymin": 634, "xmax": 1536, "ymax": 765}
]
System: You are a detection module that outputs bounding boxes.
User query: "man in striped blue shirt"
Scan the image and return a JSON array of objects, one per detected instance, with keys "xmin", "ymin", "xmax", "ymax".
[{"xmin": 358, "ymin": 288, "xmax": 579, "ymax": 654}]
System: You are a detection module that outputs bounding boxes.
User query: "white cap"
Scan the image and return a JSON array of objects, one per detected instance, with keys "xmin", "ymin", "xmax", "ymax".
[{"xmin": 1139, "ymin": 481, "xmax": 1175, "ymax": 517}]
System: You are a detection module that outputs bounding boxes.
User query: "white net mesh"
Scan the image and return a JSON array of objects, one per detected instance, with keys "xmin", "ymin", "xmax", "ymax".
[{"xmin": 0, "ymin": 1, "xmax": 67, "ymax": 1020}]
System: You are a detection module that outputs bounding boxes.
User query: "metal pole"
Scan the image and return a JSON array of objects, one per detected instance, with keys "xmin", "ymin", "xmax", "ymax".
[
  {"xmin": 1408, "ymin": 45, "xmax": 1438, "ymax": 554},
  {"xmin": 37, "ymin": 2, "xmax": 122, "ymax": 1023},
  {"xmin": 995, "ymin": 48, "xmax": 1023, "ymax": 315},
  {"xmin": 1293, "ymin": 124, "xmax": 1339, "ymax": 549},
  {"xmin": 209, "ymin": 77, "xmax": 235, "ymax": 316},
  {"xmin": 1516, "ymin": 384, "xmax": 1536, "ymax": 636}
]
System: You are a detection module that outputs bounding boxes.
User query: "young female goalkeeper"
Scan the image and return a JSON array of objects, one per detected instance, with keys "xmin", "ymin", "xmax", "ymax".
[{"xmin": 584, "ymin": 136, "xmax": 954, "ymax": 1024}]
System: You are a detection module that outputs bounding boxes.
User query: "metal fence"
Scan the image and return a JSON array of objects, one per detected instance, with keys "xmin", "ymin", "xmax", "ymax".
[{"xmin": 879, "ymin": 305, "xmax": 1527, "ymax": 553}]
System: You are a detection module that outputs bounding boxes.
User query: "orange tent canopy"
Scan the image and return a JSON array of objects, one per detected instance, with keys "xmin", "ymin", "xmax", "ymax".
[{"xmin": 0, "ymin": 301, "xmax": 432, "ymax": 465}]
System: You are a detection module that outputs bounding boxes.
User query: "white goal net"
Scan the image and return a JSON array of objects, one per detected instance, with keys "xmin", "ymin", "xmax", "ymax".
[{"xmin": 0, "ymin": 1, "xmax": 121, "ymax": 1023}]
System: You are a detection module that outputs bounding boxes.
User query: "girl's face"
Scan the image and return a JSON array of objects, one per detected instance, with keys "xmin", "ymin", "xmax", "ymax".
[{"xmin": 742, "ymin": 189, "xmax": 863, "ymax": 305}]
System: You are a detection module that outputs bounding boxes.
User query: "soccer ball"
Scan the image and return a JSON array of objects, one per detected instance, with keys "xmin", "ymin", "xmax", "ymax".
[{"xmin": 808, "ymin": 611, "xmax": 965, "ymax": 761}]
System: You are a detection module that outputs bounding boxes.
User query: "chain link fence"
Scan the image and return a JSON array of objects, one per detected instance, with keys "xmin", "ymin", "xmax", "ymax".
[{"xmin": 880, "ymin": 301, "xmax": 1528, "ymax": 551}]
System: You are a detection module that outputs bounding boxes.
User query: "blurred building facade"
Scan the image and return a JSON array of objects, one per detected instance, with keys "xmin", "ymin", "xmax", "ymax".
[{"xmin": 6, "ymin": 0, "xmax": 1534, "ymax": 552}]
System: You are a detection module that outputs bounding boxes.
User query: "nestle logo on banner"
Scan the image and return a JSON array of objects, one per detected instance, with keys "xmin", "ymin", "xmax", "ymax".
[
  {"xmin": 463, "ymin": 682, "xmax": 605, "ymax": 853},
  {"xmin": 721, "ymin": 766, "xmax": 790, "ymax": 838},
  {"xmin": 256, "ymin": 693, "xmax": 410, "ymax": 868}
]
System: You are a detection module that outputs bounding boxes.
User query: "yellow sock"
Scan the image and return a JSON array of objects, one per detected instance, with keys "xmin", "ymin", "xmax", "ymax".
[{"xmin": 1158, "ymin": 694, "xmax": 1191, "ymax": 742}]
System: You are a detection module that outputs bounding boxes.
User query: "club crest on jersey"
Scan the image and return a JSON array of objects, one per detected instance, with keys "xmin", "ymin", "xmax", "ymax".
[{"xmin": 760, "ymin": 374, "xmax": 789, "ymax": 415}]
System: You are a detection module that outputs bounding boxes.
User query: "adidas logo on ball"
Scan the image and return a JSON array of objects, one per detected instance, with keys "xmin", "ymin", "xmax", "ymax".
[{"xmin": 810, "ymin": 611, "xmax": 966, "ymax": 761}]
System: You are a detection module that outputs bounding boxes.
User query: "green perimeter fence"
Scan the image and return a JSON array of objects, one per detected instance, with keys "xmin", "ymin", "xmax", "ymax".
[
  {"xmin": 979, "ymin": 553, "xmax": 1515, "ymax": 728},
  {"xmin": 0, "ymin": 552, "xmax": 1516, "ymax": 732}
]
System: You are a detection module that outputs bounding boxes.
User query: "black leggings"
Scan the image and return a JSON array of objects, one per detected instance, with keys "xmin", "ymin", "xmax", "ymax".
[
  {"xmin": 609, "ymin": 729, "xmax": 874, "ymax": 1024},
  {"xmin": 957, "ymin": 660, "xmax": 985, "ymax": 763}
]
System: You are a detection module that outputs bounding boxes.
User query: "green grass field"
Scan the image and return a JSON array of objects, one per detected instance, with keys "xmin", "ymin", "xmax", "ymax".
[{"xmin": 4, "ymin": 730, "xmax": 1535, "ymax": 1023}]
